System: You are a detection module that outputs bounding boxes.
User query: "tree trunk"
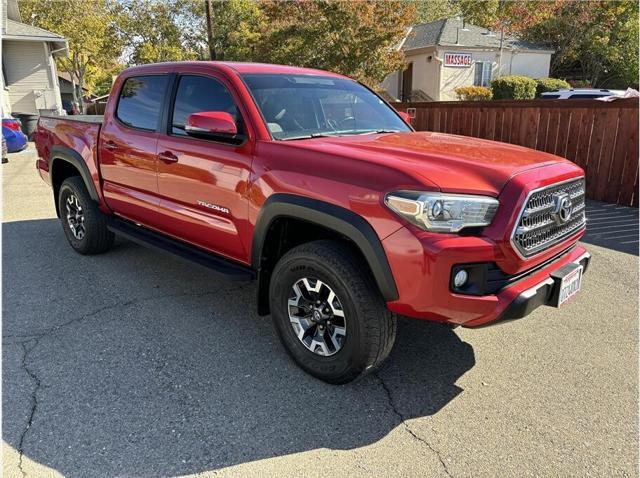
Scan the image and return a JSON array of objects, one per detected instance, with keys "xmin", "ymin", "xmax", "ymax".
[
  {"xmin": 70, "ymin": 55, "xmax": 80, "ymax": 113},
  {"xmin": 205, "ymin": 0, "xmax": 216, "ymax": 60},
  {"xmin": 78, "ymin": 59, "xmax": 87, "ymax": 114},
  {"xmin": 70, "ymin": 75, "xmax": 80, "ymax": 113}
]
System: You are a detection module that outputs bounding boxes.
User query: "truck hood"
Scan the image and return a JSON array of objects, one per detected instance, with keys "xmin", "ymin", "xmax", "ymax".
[{"xmin": 287, "ymin": 131, "xmax": 569, "ymax": 196}]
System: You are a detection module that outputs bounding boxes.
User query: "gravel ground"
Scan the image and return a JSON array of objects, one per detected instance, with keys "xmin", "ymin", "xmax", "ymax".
[{"xmin": 2, "ymin": 145, "xmax": 638, "ymax": 477}]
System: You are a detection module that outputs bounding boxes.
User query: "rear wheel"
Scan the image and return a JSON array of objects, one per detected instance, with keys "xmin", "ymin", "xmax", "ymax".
[
  {"xmin": 58, "ymin": 176, "xmax": 114, "ymax": 254},
  {"xmin": 270, "ymin": 240, "xmax": 397, "ymax": 384}
]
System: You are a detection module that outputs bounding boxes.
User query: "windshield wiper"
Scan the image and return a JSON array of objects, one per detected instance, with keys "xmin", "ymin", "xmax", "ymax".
[
  {"xmin": 353, "ymin": 129, "xmax": 401, "ymax": 135},
  {"xmin": 280, "ymin": 130, "xmax": 401, "ymax": 141},
  {"xmin": 280, "ymin": 133, "xmax": 340, "ymax": 141}
]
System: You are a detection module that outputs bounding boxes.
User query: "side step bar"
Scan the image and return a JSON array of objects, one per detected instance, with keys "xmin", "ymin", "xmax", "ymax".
[{"xmin": 107, "ymin": 218, "xmax": 255, "ymax": 281}]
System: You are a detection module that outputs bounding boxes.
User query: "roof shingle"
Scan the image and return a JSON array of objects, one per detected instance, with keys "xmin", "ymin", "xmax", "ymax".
[
  {"xmin": 403, "ymin": 18, "xmax": 552, "ymax": 52},
  {"xmin": 5, "ymin": 19, "xmax": 65, "ymax": 40}
]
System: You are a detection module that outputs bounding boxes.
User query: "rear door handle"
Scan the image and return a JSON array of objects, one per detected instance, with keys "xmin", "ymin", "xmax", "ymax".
[
  {"xmin": 158, "ymin": 151, "xmax": 179, "ymax": 163},
  {"xmin": 103, "ymin": 140, "xmax": 119, "ymax": 151}
]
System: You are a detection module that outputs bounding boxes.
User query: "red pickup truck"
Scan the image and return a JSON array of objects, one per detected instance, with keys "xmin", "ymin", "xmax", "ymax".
[{"xmin": 36, "ymin": 62, "xmax": 590, "ymax": 383}]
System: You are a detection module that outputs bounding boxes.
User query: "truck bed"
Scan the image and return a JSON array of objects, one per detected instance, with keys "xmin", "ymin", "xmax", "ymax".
[{"xmin": 35, "ymin": 114, "xmax": 104, "ymax": 205}]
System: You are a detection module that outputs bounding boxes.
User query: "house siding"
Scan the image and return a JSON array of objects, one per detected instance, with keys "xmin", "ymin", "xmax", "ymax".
[
  {"xmin": 438, "ymin": 49, "xmax": 499, "ymax": 101},
  {"xmin": 508, "ymin": 51, "xmax": 551, "ymax": 79},
  {"xmin": 3, "ymin": 39, "xmax": 59, "ymax": 114},
  {"xmin": 407, "ymin": 48, "xmax": 440, "ymax": 101},
  {"xmin": 380, "ymin": 71, "xmax": 400, "ymax": 100},
  {"xmin": 438, "ymin": 48, "xmax": 552, "ymax": 101},
  {"xmin": 384, "ymin": 47, "xmax": 553, "ymax": 102}
]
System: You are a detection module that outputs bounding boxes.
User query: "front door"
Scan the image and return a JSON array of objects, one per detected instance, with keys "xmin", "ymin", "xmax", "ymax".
[
  {"xmin": 154, "ymin": 74, "xmax": 253, "ymax": 263},
  {"xmin": 99, "ymin": 74, "xmax": 169, "ymax": 226},
  {"xmin": 402, "ymin": 63, "xmax": 413, "ymax": 102}
]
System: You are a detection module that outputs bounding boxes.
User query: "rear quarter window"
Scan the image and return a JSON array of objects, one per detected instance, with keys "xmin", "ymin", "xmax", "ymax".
[{"xmin": 116, "ymin": 75, "xmax": 168, "ymax": 131}]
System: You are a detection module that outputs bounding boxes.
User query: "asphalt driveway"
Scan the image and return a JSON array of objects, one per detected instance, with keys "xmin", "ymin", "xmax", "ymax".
[{"xmin": 2, "ymin": 146, "xmax": 638, "ymax": 477}]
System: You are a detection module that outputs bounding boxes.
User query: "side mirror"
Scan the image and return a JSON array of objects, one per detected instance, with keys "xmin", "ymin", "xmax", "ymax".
[
  {"xmin": 398, "ymin": 111, "xmax": 413, "ymax": 125},
  {"xmin": 185, "ymin": 111, "xmax": 238, "ymax": 138}
]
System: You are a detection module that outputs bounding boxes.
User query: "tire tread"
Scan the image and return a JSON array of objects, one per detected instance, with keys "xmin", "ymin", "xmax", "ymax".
[
  {"xmin": 59, "ymin": 176, "xmax": 114, "ymax": 255},
  {"xmin": 271, "ymin": 239, "xmax": 397, "ymax": 383}
]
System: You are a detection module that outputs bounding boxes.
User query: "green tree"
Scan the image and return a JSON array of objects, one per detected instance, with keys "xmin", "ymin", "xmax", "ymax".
[
  {"xmin": 414, "ymin": 0, "xmax": 460, "ymax": 23},
  {"xmin": 116, "ymin": 0, "xmax": 265, "ymax": 63},
  {"xmin": 458, "ymin": 0, "xmax": 501, "ymax": 28},
  {"xmin": 454, "ymin": 0, "xmax": 638, "ymax": 88},
  {"xmin": 603, "ymin": 2, "xmax": 639, "ymax": 88},
  {"xmin": 254, "ymin": 0, "xmax": 416, "ymax": 87},
  {"xmin": 19, "ymin": 0, "xmax": 123, "ymax": 110},
  {"xmin": 458, "ymin": 0, "xmax": 559, "ymax": 36},
  {"xmin": 183, "ymin": 0, "xmax": 415, "ymax": 85},
  {"xmin": 524, "ymin": 0, "xmax": 639, "ymax": 87},
  {"xmin": 184, "ymin": 0, "xmax": 264, "ymax": 61},
  {"xmin": 118, "ymin": 0, "xmax": 203, "ymax": 64}
]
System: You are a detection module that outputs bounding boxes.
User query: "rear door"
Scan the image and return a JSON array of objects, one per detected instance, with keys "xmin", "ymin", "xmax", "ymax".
[
  {"xmin": 99, "ymin": 74, "xmax": 169, "ymax": 226},
  {"xmin": 154, "ymin": 73, "xmax": 254, "ymax": 263}
]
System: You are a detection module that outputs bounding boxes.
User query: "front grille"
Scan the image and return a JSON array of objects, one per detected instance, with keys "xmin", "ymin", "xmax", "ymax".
[{"xmin": 511, "ymin": 178, "xmax": 586, "ymax": 258}]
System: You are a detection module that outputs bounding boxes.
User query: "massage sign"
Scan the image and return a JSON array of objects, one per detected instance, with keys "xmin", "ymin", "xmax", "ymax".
[{"xmin": 444, "ymin": 53, "xmax": 473, "ymax": 68}]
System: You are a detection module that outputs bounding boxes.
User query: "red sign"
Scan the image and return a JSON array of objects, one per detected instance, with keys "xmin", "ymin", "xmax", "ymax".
[{"xmin": 444, "ymin": 53, "xmax": 473, "ymax": 68}]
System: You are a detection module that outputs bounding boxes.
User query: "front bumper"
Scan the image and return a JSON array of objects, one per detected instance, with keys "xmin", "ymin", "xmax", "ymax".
[
  {"xmin": 486, "ymin": 250, "xmax": 590, "ymax": 326},
  {"xmin": 382, "ymin": 225, "xmax": 589, "ymax": 327}
]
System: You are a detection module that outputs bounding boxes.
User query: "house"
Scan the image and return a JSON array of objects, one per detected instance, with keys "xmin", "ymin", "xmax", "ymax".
[
  {"xmin": 381, "ymin": 18, "xmax": 554, "ymax": 102},
  {"xmin": 1, "ymin": 0, "xmax": 68, "ymax": 116},
  {"xmin": 58, "ymin": 71, "xmax": 84, "ymax": 107}
]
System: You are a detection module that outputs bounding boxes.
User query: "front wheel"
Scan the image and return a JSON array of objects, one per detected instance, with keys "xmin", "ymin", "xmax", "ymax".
[{"xmin": 270, "ymin": 240, "xmax": 397, "ymax": 384}]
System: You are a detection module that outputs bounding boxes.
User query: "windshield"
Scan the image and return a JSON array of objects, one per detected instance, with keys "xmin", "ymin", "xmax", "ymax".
[{"xmin": 241, "ymin": 73, "xmax": 411, "ymax": 140}]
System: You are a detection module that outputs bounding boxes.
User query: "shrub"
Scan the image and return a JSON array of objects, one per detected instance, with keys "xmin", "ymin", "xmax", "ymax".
[
  {"xmin": 491, "ymin": 76, "xmax": 537, "ymax": 100},
  {"xmin": 535, "ymin": 78, "xmax": 571, "ymax": 97},
  {"xmin": 455, "ymin": 86, "xmax": 493, "ymax": 101},
  {"xmin": 568, "ymin": 79, "xmax": 591, "ymax": 88}
]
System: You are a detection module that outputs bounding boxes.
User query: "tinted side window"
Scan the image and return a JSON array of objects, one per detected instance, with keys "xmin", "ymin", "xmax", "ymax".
[
  {"xmin": 542, "ymin": 94, "xmax": 560, "ymax": 99},
  {"xmin": 116, "ymin": 75, "xmax": 168, "ymax": 131},
  {"xmin": 171, "ymin": 75, "xmax": 242, "ymax": 136},
  {"xmin": 568, "ymin": 94, "xmax": 605, "ymax": 99}
]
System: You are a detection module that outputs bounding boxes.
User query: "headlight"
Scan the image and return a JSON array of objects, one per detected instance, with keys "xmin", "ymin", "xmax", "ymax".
[{"xmin": 385, "ymin": 191, "xmax": 499, "ymax": 233}]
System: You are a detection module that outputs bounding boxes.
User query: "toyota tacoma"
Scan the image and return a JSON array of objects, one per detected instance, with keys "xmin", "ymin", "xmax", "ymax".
[{"xmin": 35, "ymin": 62, "xmax": 590, "ymax": 383}]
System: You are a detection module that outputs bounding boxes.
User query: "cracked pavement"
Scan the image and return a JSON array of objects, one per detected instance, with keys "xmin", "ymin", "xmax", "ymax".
[{"xmin": 3, "ymin": 145, "xmax": 638, "ymax": 477}]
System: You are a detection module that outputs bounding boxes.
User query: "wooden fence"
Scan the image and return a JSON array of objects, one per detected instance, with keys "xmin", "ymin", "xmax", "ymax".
[
  {"xmin": 84, "ymin": 102, "xmax": 107, "ymax": 115},
  {"xmin": 393, "ymin": 98, "xmax": 639, "ymax": 207}
]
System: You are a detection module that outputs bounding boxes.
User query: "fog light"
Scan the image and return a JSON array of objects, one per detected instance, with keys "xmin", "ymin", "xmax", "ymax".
[{"xmin": 454, "ymin": 269, "xmax": 468, "ymax": 288}]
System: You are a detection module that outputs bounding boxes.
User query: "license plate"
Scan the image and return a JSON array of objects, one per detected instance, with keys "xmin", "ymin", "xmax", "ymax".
[{"xmin": 557, "ymin": 265, "xmax": 583, "ymax": 307}]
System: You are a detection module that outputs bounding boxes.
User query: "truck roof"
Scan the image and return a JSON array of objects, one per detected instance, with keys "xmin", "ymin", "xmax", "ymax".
[{"xmin": 121, "ymin": 61, "xmax": 348, "ymax": 79}]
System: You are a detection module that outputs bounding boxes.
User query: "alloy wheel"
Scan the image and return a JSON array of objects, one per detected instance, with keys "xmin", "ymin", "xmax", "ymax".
[
  {"xmin": 65, "ymin": 193, "xmax": 86, "ymax": 240},
  {"xmin": 287, "ymin": 277, "xmax": 347, "ymax": 356}
]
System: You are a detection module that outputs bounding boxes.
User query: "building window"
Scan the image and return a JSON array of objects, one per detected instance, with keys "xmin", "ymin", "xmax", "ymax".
[{"xmin": 474, "ymin": 62, "xmax": 492, "ymax": 87}]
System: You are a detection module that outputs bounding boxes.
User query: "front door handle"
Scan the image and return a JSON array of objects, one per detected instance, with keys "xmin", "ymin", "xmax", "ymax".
[
  {"xmin": 158, "ymin": 151, "xmax": 179, "ymax": 163},
  {"xmin": 103, "ymin": 140, "xmax": 119, "ymax": 151}
]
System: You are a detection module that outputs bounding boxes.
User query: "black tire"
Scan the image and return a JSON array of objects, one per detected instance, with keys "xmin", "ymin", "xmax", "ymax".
[
  {"xmin": 270, "ymin": 240, "xmax": 397, "ymax": 384},
  {"xmin": 58, "ymin": 176, "xmax": 114, "ymax": 255}
]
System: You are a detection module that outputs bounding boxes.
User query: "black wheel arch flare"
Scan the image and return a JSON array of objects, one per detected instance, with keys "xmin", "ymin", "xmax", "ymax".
[
  {"xmin": 49, "ymin": 145, "xmax": 100, "ymax": 216},
  {"xmin": 252, "ymin": 193, "xmax": 399, "ymax": 315}
]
